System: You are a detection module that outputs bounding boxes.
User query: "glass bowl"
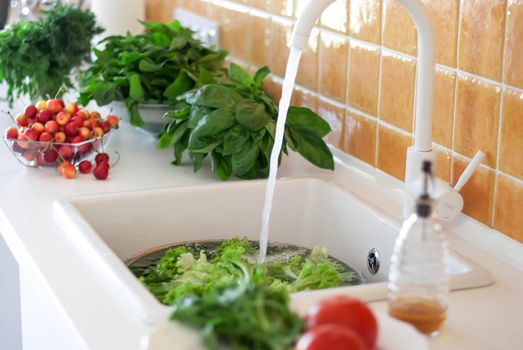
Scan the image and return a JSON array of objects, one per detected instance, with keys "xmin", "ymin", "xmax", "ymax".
[{"xmin": 3, "ymin": 133, "xmax": 112, "ymax": 168}]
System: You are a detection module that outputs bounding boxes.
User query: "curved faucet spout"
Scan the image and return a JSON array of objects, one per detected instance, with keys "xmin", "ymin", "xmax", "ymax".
[
  {"xmin": 290, "ymin": 0, "xmax": 436, "ymax": 215},
  {"xmin": 290, "ymin": 0, "xmax": 434, "ymax": 153}
]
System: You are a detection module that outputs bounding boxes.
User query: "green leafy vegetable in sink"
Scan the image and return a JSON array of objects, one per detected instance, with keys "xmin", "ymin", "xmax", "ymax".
[
  {"xmin": 132, "ymin": 238, "xmax": 357, "ymax": 306},
  {"xmin": 0, "ymin": 3, "xmax": 103, "ymax": 103},
  {"xmin": 78, "ymin": 20, "xmax": 227, "ymax": 127},
  {"xmin": 171, "ymin": 281, "xmax": 304, "ymax": 350},
  {"xmin": 157, "ymin": 64, "xmax": 335, "ymax": 180}
]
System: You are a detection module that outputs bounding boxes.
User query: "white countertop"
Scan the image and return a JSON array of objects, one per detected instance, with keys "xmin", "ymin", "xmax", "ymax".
[{"xmin": 1, "ymin": 100, "xmax": 523, "ymax": 350}]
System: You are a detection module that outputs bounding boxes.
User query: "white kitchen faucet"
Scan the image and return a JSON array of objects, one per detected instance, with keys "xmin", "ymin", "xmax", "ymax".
[{"xmin": 290, "ymin": 0, "xmax": 483, "ymax": 220}]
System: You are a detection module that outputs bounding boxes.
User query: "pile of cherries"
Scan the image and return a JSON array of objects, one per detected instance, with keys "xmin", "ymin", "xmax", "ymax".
[{"xmin": 4, "ymin": 98, "xmax": 119, "ymax": 180}]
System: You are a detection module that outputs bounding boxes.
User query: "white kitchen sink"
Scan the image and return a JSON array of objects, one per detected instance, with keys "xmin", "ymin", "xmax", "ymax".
[{"xmin": 54, "ymin": 174, "xmax": 494, "ymax": 327}]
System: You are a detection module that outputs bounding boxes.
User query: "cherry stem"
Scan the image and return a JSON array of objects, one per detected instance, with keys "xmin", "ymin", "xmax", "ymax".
[{"xmin": 110, "ymin": 150, "xmax": 121, "ymax": 168}]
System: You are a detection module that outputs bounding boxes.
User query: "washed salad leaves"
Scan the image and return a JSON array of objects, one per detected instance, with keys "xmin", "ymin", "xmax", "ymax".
[
  {"xmin": 133, "ymin": 238, "xmax": 357, "ymax": 305},
  {"xmin": 0, "ymin": 3, "xmax": 102, "ymax": 103},
  {"xmin": 79, "ymin": 20, "xmax": 227, "ymax": 127},
  {"xmin": 158, "ymin": 64, "xmax": 335, "ymax": 180}
]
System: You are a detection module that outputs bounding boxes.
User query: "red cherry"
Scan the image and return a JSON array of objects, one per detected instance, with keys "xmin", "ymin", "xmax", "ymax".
[
  {"xmin": 5, "ymin": 127, "xmax": 18, "ymax": 139},
  {"xmin": 71, "ymin": 116, "xmax": 85, "ymax": 128},
  {"xmin": 95, "ymin": 153, "xmax": 110, "ymax": 165},
  {"xmin": 25, "ymin": 105, "xmax": 38, "ymax": 119},
  {"xmin": 23, "ymin": 150, "xmax": 37, "ymax": 162},
  {"xmin": 72, "ymin": 135, "xmax": 84, "ymax": 144},
  {"xmin": 78, "ymin": 160, "xmax": 92, "ymax": 174},
  {"xmin": 64, "ymin": 122, "xmax": 78, "ymax": 137},
  {"xmin": 47, "ymin": 99, "xmax": 64, "ymax": 114},
  {"xmin": 58, "ymin": 145, "xmax": 74, "ymax": 160},
  {"xmin": 44, "ymin": 120, "xmax": 59, "ymax": 134},
  {"xmin": 106, "ymin": 115, "xmax": 119, "ymax": 129},
  {"xmin": 58, "ymin": 161, "xmax": 76, "ymax": 179},
  {"xmin": 100, "ymin": 121, "xmax": 111, "ymax": 134},
  {"xmin": 39, "ymin": 132, "xmax": 54, "ymax": 142},
  {"xmin": 25, "ymin": 128, "xmax": 41, "ymax": 141},
  {"xmin": 93, "ymin": 162, "xmax": 109, "ymax": 180},
  {"xmin": 43, "ymin": 149, "xmax": 59, "ymax": 163},
  {"xmin": 37, "ymin": 109, "xmax": 53, "ymax": 124},
  {"xmin": 15, "ymin": 114, "xmax": 29, "ymax": 127}
]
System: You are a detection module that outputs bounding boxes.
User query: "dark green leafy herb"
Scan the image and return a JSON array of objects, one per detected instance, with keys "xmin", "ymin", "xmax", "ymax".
[
  {"xmin": 158, "ymin": 64, "xmax": 335, "ymax": 180},
  {"xmin": 171, "ymin": 282, "xmax": 303, "ymax": 350},
  {"xmin": 79, "ymin": 20, "xmax": 228, "ymax": 127},
  {"xmin": 0, "ymin": 3, "xmax": 103, "ymax": 103}
]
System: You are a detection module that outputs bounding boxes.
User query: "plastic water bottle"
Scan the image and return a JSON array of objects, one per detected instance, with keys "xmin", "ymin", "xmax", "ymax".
[{"xmin": 388, "ymin": 161, "xmax": 449, "ymax": 335}]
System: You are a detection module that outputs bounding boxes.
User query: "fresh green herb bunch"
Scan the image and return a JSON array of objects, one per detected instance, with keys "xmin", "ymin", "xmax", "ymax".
[
  {"xmin": 79, "ymin": 20, "xmax": 228, "ymax": 127},
  {"xmin": 0, "ymin": 3, "xmax": 103, "ymax": 103},
  {"xmin": 158, "ymin": 63, "xmax": 335, "ymax": 180},
  {"xmin": 171, "ymin": 282, "xmax": 304, "ymax": 350}
]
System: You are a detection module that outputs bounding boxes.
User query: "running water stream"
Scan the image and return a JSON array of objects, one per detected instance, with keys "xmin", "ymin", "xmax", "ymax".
[{"xmin": 258, "ymin": 48, "xmax": 303, "ymax": 263}]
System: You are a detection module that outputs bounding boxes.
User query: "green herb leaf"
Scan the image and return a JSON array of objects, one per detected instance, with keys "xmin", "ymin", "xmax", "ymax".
[
  {"xmin": 139, "ymin": 58, "xmax": 162, "ymax": 72},
  {"xmin": 235, "ymin": 99, "xmax": 271, "ymax": 131},
  {"xmin": 157, "ymin": 120, "xmax": 189, "ymax": 149},
  {"xmin": 211, "ymin": 152, "xmax": 233, "ymax": 181},
  {"xmin": 223, "ymin": 127, "xmax": 249, "ymax": 156},
  {"xmin": 253, "ymin": 66, "xmax": 271, "ymax": 88},
  {"xmin": 232, "ymin": 139, "xmax": 260, "ymax": 176},
  {"xmin": 125, "ymin": 98, "xmax": 144, "ymax": 127},
  {"xmin": 287, "ymin": 106, "xmax": 332, "ymax": 138},
  {"xmin": 193, "ymin": 84, "xmax": 243, "ymax": 108},
  {"xmin": 228, "ymin": 63, "xmax": 253, "ymax": 87},
  {"xmin": 164, "ymin": 70, "xmax": 195, "ymax": 100},
  {"xmin": 287, "ymin": 128, "xmax": 335, "ymax": 170},
  {"xmin": 129, "ymin": 74, "xmax": 145, "ymax": 102},
  {"xmin": 91, "ymin": 82, "xmax": 117, "ymax": 106}
]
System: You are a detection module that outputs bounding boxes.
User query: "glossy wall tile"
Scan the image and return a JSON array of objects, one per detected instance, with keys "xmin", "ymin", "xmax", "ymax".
[{"xmin": 149, "ymin": 0, "xmax": 523, "ymax": 242}]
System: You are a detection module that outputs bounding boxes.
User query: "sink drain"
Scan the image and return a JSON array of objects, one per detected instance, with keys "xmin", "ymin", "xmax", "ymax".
[{"xmin": 367, "ymin": 248, "xmax": 380, "ymax": 275}]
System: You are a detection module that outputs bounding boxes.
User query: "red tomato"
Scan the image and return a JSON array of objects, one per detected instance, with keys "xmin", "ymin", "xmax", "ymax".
[
  {"xmin": 304, "ymin": 296, "xmax": 378, "ymax": 349},
  {"xmin": 296, "ymin": 324, "xmax": 370, "ymax": 350}
]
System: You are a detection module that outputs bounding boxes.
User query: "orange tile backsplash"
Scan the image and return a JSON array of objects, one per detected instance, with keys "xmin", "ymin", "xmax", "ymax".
[
  {"xmin": 459, "ymin": 0, "xmax": 506, "ymax": 81},
  {"xmin": 349, "ymin": 0, "xmax": 382, "ymax": 44},
  {"xmin": 318, "ymin": 31, "xmax": 348, "ymax": 102},
  {"xmin": 379, "ymin": 51, "xmax": 416, "ymax": 132},
  {"xmin": 377, "ymin": 125, "xmax": 412, "ymax": 181},
  {"xmin": 454, "ymin": 74, "xmax": 500, "ymax": 168},
  {"xmin": 150, "ymin": 0, "xmax": 523, "ymax": 242},
  {"xmin": 505, "ymin": 0, "xmax": 523, "ymax": 89},
  {"xmin": 348, "ymin": 41, "xmax": 380, "ymax": 116}
]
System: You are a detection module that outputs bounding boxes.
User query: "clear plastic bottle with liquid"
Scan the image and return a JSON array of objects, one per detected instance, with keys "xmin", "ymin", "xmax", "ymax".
[{"xmin": 388, "ymin": 161, "xmax": 449, "ymax": 335}]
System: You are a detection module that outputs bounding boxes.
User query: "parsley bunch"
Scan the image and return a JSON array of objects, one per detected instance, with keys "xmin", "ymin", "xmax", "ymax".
[{"xmin": 0, "ymin": 3, "xmax": 102, "ymax": 103}]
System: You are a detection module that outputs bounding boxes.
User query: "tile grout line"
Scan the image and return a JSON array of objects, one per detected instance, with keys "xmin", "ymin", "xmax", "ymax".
[
  {"xmin": 344, "ymin": 33, "xmax": 352, "ymax": 152},
  {"xmin": 450, "ymin": 0, "xmax": 464, "ymax": 186},
  {"xmin": 491, "ymin": 0, "xmax": 511, "ymax": 227},
  {"xmin": 375, "ymin": 0, "xmax": 386, "ymax": 168}
]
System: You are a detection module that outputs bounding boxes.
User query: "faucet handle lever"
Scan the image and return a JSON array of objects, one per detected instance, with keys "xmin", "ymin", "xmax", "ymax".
[{"xmin": 454, "ymin": 151, "xmax": 485, "ymax": 192}]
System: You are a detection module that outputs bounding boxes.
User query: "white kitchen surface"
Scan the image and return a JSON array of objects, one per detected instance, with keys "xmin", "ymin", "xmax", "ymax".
[{"xmin": 1, "ymin": 99, "xmax": 523, "ymax": 350}]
